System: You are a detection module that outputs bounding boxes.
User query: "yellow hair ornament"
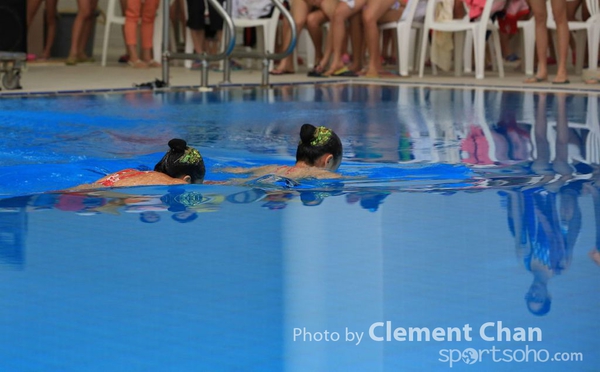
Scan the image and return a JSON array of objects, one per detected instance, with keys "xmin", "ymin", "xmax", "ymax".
[
  {"xmin": 311, "ymin": 126, "xmax": 332, "ymax": 146},
  {"xmin": 178, "ymin": 148, "xmax": 203, "ymax": 165}
]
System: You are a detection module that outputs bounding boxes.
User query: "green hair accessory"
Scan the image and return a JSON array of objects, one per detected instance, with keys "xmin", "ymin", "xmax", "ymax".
[
  {"xmin": 311, "ymin": 126, "xmax": 332, "ymax": 146},
  {"xmin": 178, "ymin": 148, "xmax": 203, "ymax": 165}
]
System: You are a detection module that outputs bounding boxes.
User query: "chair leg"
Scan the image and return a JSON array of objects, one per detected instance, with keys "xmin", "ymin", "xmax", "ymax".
[
  {"xmin": 474, "ymin": 30, "xmax": 485, "ymax": 79},
  {"xmin": 418, "ymin": 26, "xmax": 430, "ymax": 77},
  {"xmin": 492, "ymin": 30, "xmax": 505, "ymax": 78},
  {"xmin": 575, "ymin": 31, "xmax": 586, "ymax": 75},
  {"xmin": 398, "ymin": 27, "xmax": 410, "ymax": 77},
  {"xmin": 305, "ymin": 29, "xmax": 317, "ymax": 70},
  {"xmin": 454, "ymin": 32, "xmax": 465, "ymax": 77},
  {"xmin": 407, "ymin": 28, "xmax": 415, "ymax": 72},
  {"xmin": 464, "ymin": 31, "xmax": 473, "ymax": 73},
  {"xmin": 521, "ymin": 21, "xmax": 535, "ymax": 75},
  {"xmin": 101, "ymin": 21, "xmax": 112, "ymax": 67},
  {"xmin": 414, "ymin": 28, "xmax": 425, "ymax": 74},
  {"xmin": 588, "ymin": 26, "xmax": 600, "ymax": 72},
  {"xmin": 267, "ymin": 24, "xmax": 278, "ymax": 71},
  {"xmin": 153, "ymin": 0, "xmax": 164, "ymax": 63}
]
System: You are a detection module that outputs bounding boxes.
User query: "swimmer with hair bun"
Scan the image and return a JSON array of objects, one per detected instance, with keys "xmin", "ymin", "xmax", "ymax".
[
  {"xmin": 221, "ymin": 123, "xmax": 343, "ymax": 180},
  {"xmin": 71, "ymin": 139, "xmax": 205, "ymax": 190}
]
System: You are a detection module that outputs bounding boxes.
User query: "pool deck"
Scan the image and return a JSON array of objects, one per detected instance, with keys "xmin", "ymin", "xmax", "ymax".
[{"xmin": 2, "ymin": 58, "xmax": 600, "ymax": 96}]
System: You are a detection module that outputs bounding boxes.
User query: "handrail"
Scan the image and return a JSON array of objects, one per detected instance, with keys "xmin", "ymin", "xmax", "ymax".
[
  {"xmin": 225, "ymin": 0, "xmax": 297, "ymax": 86},
  {"xmin": 161, "ymin": 0, "xmax": 236, "ymax": 88}
]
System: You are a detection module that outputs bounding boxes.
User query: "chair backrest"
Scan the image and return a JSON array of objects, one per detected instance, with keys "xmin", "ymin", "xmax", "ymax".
[
  {"xmin": 232, "ymin": 0, "xmax": 281, "ymax": 22},
  {"xmin": 424, "ymin": 0, "xmax": 441, "ymax": 24},
  {"xmin": 400, "ymin": 0, "xmax": 425, "ymax": 24},
  {"xmin": 483, "ymin": 0, "xmax": 499, "ymax": 23},
  {"xmin": 106, "ymin": 0, "xmax": 125, "ymax": 25},
  {"xmin": 586, "ymin": 0, "xmax": 600, "ymax": 17},
  {"xmin": 424, "ymin": 0, "xmax": 463, "ymax": 25}
]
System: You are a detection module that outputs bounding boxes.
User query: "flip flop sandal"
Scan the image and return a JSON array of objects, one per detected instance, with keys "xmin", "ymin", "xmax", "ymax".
[
  {"xmin": 269, "ymin": 69, "xmax": 294, "ymax": 75},
  {"xmin": 145, "ymin": 60, "xmax": 161, "ymax": 68},
  {"xmin": 128, "ymin": 60, "xmax": 148, "ymax": 69},
  {"xmin": 331, "ymin": 67, "xmax": 358, "ymax": 77},
  {"xmin": 523, "ymin": 76, "xmax": 547, "ymax": 83},
  {"xmin": 307, "ymin": 67, "xmax": 327, "ymax": 77}
]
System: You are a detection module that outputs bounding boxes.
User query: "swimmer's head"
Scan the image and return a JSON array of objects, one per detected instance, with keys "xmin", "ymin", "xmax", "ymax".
[
  {"xmin": 154, "ymin": 139, "xmax": 205, "ymax": 183},
  {"xmin": 525, "ymin": 283, "xmax": 552, "ymax": 316},
  {"xmin": 296, "ymin": 124, "xmax": 343, "ymax": 171}
]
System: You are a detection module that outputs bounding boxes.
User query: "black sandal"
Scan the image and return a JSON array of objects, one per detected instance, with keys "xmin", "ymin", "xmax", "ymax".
[{"xmin": 307, "ymin": 66, "xmax": 327, "ymax": 78}]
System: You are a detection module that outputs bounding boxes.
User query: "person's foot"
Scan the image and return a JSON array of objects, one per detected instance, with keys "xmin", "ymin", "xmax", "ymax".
[
  {"xmin": 65, "ymin": 56, "xmax": 77, "ymax": 66},
  {"xmin": 585, "ymin": 77, "xmax": 599, "ymax": 84},
  {"xmin": 552, "ymin": 74, "xmax": 569, "ymax": 84},
  {"xmin": 76, "ymin": 54, "xmax": 95, "ymax": 63},
  {"xmin": 128, "ymin": 59, "xmax": 148, "ymax": 69},
  {"xmin": 523, "ymin": 75, "xmax": 547, "ymax": 83},
  {"xmin": 323, "ymin": 63, "xmax": 347, "ymax": 77},
  {"xmin": 270, "ymin": 62, "xmax": 293, "ymax": 75},
  {"xmin": 143, "ymin": 60, "xmax": 161, "ymax": 68},
  {"xmin": 269, "ymin": 69, "xmax": 294, "ymax": 75},
  {"xmin": 363, "ymin": 68, "xmax": 380, "ymax": 78}
]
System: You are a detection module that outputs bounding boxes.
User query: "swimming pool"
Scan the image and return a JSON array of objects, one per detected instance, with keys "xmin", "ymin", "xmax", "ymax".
[{"xmin": 0, "ymin": 83, "xmax": 598, "ymax": 371}]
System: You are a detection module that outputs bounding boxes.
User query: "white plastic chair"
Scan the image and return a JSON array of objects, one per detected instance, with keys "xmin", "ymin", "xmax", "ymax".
[
  {"xmin": 378, "ymin": 0, "xmax": 425, "ymax": 77},
  {"xmin": 230, "ymin": 0, "xmax": 282, "ymax": 70},
  {"xmin": 419, "ymin": 0, "xmax": 504, "ymax": 79},
  {"xmin": 101, "ymin": 0, "xmax": 173, "ymax": 66},
  {"xmin": 101, "ymin": 0, "xmax": 125, "ymax": 66}
]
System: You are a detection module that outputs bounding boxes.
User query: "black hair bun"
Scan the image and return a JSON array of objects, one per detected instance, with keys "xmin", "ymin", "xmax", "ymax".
[
  {"xmin": 299, "ymin": 124, "xmax": 316, "ymax": 144},
  {"xmin": 168, "ymin": 138, "xmax": 187, "ymax": 153}
]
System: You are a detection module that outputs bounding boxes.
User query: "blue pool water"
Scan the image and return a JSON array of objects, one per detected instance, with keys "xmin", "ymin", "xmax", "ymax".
[{"xmin": 0, "ymin": 84, "xmax": 598, "ymax": 371}]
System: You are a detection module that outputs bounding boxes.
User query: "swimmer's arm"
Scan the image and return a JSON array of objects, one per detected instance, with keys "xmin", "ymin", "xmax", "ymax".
[
  {"xmin": 63, "ymin": 183, "xmax": 103, "ymax": 192},
  {"xmin": 306, "ymin": 168, "xmax": 343, "ymax": 179},
  {"xmin": 218, "ymin": 165, "xmax": 278, "ymax": 175},
  {"xmin": 218, "ymin": 166, "xmax": 253, "ymax": 174}
]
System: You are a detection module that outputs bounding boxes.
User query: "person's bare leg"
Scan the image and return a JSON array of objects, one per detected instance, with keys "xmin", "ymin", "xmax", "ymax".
[
  {"xmin": 550, "ymin": 0, "xmax": 569, "ymax": 83},
  {"xmin": 67, "ymin": 0, "xmax": 97, "ymax": 64},
  {"xmin": 40, "ymin": 0, "xmax": 59, "ymax": 59},
  {"xmin": 272, "ymin": 0, "xmax": 311, "ymax": 73},
  {"xmin": 363, "ymin": 0, "xmax": 399, "ymax": 77},
  {"xmin": 566, "ymin": 0, "xmax": 581, "ymax": 64},
  {"xmin": 347, "ymin": 10, "xmax": 365, "ymax": 72},
  {"xmin": 524, "ymin": 0, "xmax": 548, "ymax": 81},
  {"xmin": 77, "ymin": 7, "xmax": 96, "ymax": 61},
  {"xmin": 26, "ymin": 0, "xmax": 43, "ymax": 27},
  {"xmin": 308, "ymin": 0, "xmax": 337, "ymax": 72},
  {"xmin": 190, "ymin": 29, "xmax": 206, "ymax": 54},
  {"xmin": 323, "ymin": 1, "xmax": 356, "ymax": 75},
  {"xmin": 306, "ymin": 10, "xmax": 327, "ymax": 65}
]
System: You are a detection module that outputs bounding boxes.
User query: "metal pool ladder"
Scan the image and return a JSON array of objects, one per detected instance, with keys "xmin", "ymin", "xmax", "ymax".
[{"xmin": 160, "ymin": 0, "xmax": 297, "ymax": 89}]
